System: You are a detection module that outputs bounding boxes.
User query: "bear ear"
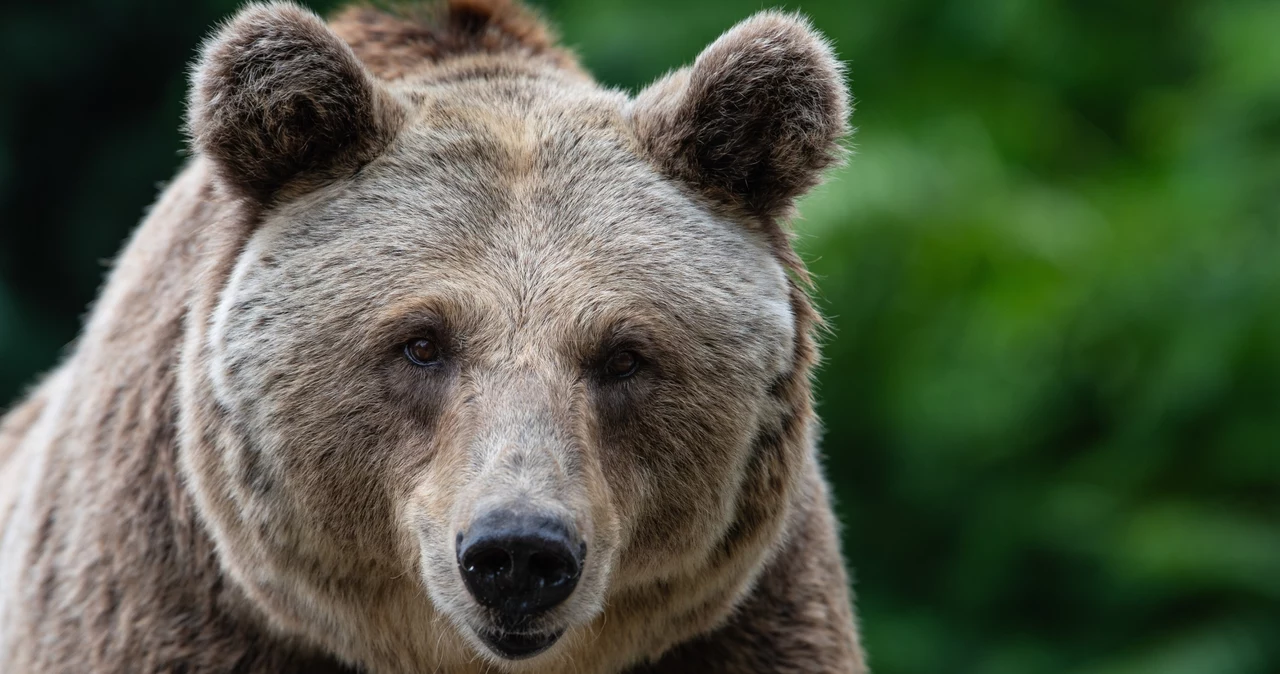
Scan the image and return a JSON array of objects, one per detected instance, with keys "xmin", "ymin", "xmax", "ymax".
[
  {"xmin": 631, "ymin": 12, "xmax": 850, "ymax": 220},
  {"xmin": 188, "ymin": 2, "xmax": 404, "ymax": 205}
]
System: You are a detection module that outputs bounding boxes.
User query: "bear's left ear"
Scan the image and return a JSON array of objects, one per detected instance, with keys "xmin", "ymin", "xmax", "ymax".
[
  {"xmin": 631, "ymin": 12, "xmax": 850, "ymax": 220},
  {"xmin": 188, "ymin": 2, "xmax": 404, "ymax": 205}
]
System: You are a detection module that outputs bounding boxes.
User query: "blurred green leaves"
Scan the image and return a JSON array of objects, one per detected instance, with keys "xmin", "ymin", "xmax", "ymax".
[{"xmin": 1, "ymin": 0, "xmax": 1277, "ymax": 672}]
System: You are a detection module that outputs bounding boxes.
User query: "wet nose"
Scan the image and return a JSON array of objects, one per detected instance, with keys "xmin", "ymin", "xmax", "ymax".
[{"xmin": 457, "ymin": 510, "xmax": 584, "ymax": 617}]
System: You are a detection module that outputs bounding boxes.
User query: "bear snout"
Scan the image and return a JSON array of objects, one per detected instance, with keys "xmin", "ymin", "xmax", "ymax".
[{"xmin": 456, "ymin": 509, "xmax": 585, "ymax": 619}]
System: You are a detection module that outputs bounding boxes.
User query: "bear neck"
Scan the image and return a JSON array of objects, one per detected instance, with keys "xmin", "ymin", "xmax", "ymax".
[{"xmin": 0, "ymin": 160, "xmax": 352, "ymax": 672}]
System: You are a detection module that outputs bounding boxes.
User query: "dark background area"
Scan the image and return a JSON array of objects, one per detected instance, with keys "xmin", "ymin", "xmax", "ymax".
[{"xmin": 2, "ymin": 1, "xmax": 1278, "ymax": 672}]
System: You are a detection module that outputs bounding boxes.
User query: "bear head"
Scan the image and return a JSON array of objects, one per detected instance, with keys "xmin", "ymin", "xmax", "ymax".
[{"xmin": 177, "ymin": 1, "xmax": 848, "ymax": 671}]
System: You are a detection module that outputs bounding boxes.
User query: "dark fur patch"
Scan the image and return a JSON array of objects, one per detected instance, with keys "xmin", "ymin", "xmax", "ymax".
[
  {"xmin": 331, "ymin": 0, "xmax": 581, "ymax": 79},
  {"xmin": 633, "ymin": 12, "xmax": 850, "ymax": 220},
  {"xmin": 188, "ymin": 3, "xmax": 404, "ymax": 204}
]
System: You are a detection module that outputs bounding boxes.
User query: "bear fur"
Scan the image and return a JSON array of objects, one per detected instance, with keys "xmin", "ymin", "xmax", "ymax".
[{"xmin": 0, "ymin": 1, "xmax": 866, "ymax": 672}]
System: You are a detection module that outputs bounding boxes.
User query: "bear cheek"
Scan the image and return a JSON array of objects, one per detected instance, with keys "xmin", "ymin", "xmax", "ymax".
[
  {"xmin": 398, "ymin": 430, "xmax": 474, "ymax": 577},
  {"xmin": 217, "ymin": 335, "xmax": 398, "ymax": 566},
  {"xmin": 601, "ymin": 382, "xmax": 752, "ymax": 574}
]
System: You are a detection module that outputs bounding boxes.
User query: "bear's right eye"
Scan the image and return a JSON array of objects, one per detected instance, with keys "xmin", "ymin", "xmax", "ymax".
[
  {"xmin": 403, "ymin": 338, "xmax": 441, "ymax": 367},
  {"xmin": 603, "ymin": 349, "xmax": 641, "ymax": 379}
]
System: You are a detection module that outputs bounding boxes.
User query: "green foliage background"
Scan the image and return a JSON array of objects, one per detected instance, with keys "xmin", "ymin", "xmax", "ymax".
[{"xmin": 1, "ymin": 1, "xmax": 1277, "ymax": 672}]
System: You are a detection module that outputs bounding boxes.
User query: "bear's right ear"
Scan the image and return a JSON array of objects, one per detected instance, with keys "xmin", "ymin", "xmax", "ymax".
[{"xmin": 188, "ymin": 2, "xmax": 403, "ymax": 205}]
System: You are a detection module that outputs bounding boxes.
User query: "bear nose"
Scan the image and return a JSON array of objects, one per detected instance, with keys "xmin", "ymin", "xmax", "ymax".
[{"xmin": 457, "ymin": 510, "xmax": 584, "ymax": 617}]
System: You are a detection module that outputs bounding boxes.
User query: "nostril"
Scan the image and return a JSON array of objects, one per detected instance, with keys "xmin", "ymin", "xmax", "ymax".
[
  {"xmin": 465, "ymin": 547, "xmax": 514, "ymax": 579},
  {"xmin": 526, "ymin": 550, "xmax": 573, "ymax": 587}
]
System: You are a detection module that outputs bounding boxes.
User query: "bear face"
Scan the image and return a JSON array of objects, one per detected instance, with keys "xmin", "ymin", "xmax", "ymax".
[{"xmin": 176, "ymin": 2, "xmax": 848, "ymax": 671}]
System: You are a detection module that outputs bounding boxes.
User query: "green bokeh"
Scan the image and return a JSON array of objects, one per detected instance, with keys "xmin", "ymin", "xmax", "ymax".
[{"xmin": 1, "ymin": 1, "xmax": 1277, "ymax": 672}]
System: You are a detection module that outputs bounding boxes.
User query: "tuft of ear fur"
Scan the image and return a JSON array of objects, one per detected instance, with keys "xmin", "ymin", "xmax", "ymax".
[
  {"xmin": 632, "ymin": 12, "xmax": 850, "ymax": 220},
  {"xmin": 188, "ymin": 2, "xmax": 404, "ymax": 204}
]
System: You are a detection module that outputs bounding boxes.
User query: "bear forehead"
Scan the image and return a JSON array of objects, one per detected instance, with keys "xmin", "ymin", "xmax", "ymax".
[{"xmin": 246, "ymin": 79, "xmax": 791, "ymax": 331}]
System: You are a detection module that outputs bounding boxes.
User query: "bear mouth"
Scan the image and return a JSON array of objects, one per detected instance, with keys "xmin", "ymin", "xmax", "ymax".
[{"xmin": 479, "ymin": 628, "xmax": 564, "ymax": 659}]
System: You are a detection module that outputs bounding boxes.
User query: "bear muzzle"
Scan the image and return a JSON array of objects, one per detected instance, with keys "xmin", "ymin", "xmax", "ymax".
[{"xmin": 456, "ymin": 508, "xmax": 585, "ymax": 658}]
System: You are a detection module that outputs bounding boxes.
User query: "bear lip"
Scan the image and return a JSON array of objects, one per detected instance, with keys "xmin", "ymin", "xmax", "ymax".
[{"xmin": 479, "ymin": 628, "xmax": 564, "ymax": 660}]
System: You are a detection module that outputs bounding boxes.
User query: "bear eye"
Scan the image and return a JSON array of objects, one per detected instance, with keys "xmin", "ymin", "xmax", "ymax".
[
  {"xmin": 403, "ymin": 337, "xmax": 441, "ymax": 367},
  {"xmin": 603, "ymin": 350, "xmax": 640, "ymax": 379}
]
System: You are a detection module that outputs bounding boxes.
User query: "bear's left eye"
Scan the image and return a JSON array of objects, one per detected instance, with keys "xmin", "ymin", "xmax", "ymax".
[
  {"xmin": 603, "ymin": 350, "xmax": 641, "ymax": 379},
  {"xmin": 403, "ymin": 337, "xmax": 441, "ymax": 367}
]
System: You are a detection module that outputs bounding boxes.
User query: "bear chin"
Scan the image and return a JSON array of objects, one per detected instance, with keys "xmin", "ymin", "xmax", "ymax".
[{"xmin": 478, "ymin": 629, "xmax": 565, "ymax": 660}]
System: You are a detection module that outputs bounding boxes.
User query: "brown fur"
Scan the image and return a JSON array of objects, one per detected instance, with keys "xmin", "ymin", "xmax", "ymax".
[
  {"xmin": 190, "ymin": 2, "xmax": 405, "ymax": 204},
  {"xmin": 632, "ymin": 13, "xmax": 850, "ymax": 220},
  {"xmin": 0, "ymin": 2, "xmax": 864, "ymax": 672},
  {"xmin": 331, "ymin": 0, "xmax": 583, "ymax": 79}
]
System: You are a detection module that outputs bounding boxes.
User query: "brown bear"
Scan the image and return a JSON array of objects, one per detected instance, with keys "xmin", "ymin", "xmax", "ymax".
[{"xmin": 0, "ymin": 1, "xmax": 865, "ymax": 672}]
